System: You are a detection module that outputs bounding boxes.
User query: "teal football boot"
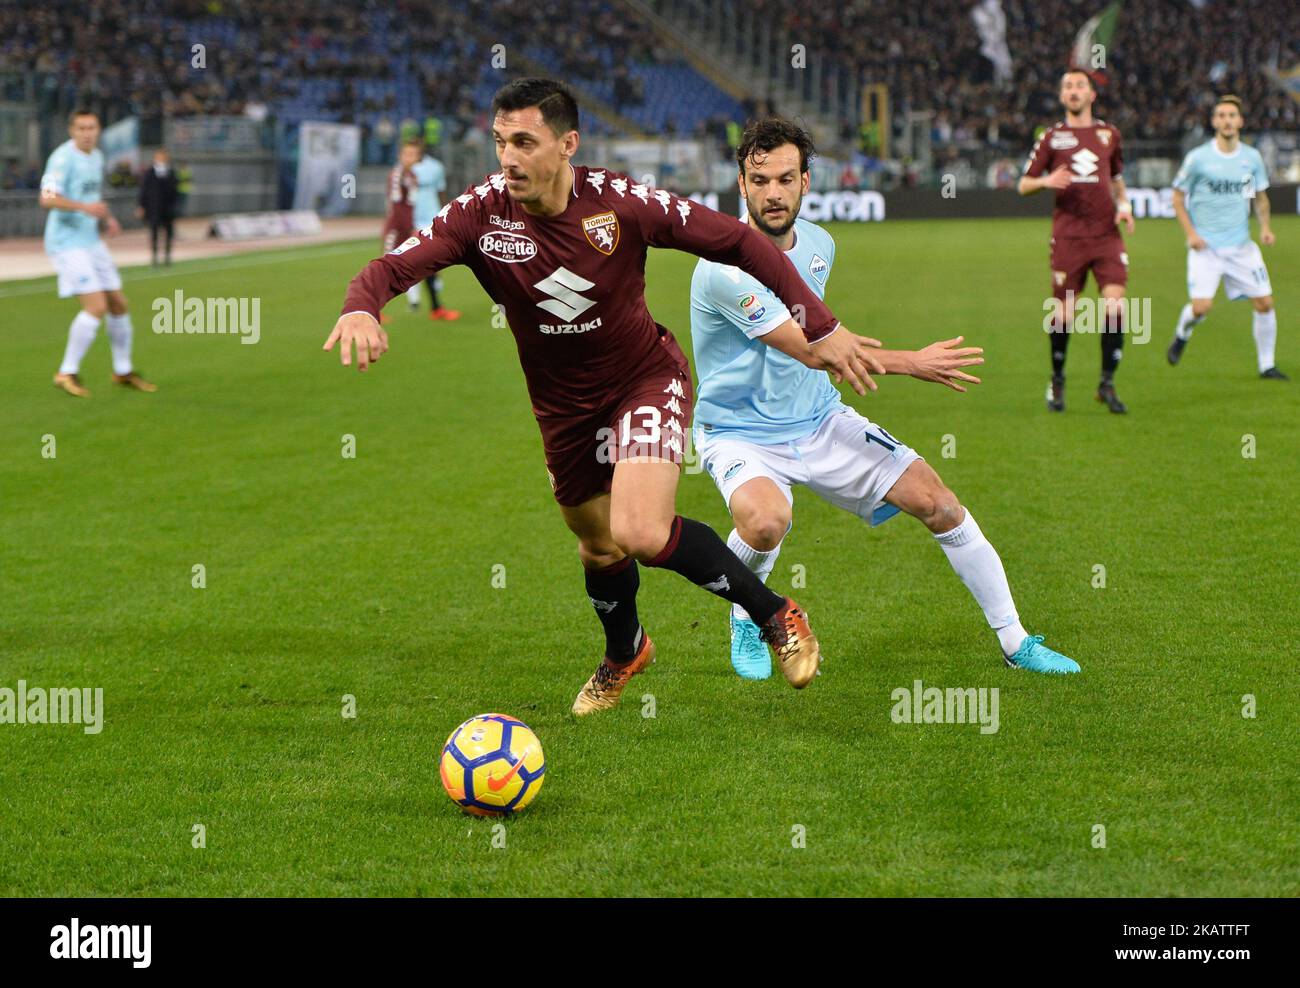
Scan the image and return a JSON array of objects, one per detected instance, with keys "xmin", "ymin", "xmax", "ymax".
[
  {"xmin": 1005, "ymin": 635, "xmax": 1081, "ymax": 675},
  {"xmin": 730, "ymin": 614, "xmax": 771, "ymax": 680}
]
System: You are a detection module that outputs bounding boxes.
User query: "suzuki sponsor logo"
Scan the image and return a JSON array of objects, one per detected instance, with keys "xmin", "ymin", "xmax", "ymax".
[
  {"xmin": 1070, "ymin": 148, "xmax": 1100, "ymax": 181},
  {"xmin": 479, "ymin": 230, "xmax": 538, "ymax": 263},
  {"xmin": 535, "ymin": 266, "xmax": 597, "ymax": 323}
]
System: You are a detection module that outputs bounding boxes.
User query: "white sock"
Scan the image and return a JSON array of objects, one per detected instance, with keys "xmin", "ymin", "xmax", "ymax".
[
  {"xmin": 406, "ymin": 284, "xmax": 421, "ymax": 306},
  {"xmin": 727, "ymin": 528, "xmax": 782, "ymax": 622},
  {"xmin": 106, "ymin": 313, "xmax": 134, "ymax": 375},
  {"xmin": 1253, "ymin": 308, "xmax": 1277, "ymax": 372},
  {"xmin": 933, "ymin": 511, "xmax": 1028, "ymax": 657},
  {"xmin": 1175, "ymin": 303, "xmax": 1204, "ymax": 341},
  {"xmin": 59, "ymin": 311, "xmax": 101, "ymax": 375}
]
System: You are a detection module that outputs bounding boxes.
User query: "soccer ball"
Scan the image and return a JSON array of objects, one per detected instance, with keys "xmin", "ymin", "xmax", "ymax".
[{"xmin": 439, "ymin": 713, "xmax": 546, "ymax": 816}]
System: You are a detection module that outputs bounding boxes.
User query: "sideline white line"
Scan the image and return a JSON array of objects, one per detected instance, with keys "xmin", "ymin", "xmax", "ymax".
[{"xmin": 0, "ymin": 240, "xmax": 375, "ymax": 299}]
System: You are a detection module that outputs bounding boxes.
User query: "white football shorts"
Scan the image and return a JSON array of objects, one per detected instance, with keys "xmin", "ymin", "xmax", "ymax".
[
  {"xmin": 1187, "ymin": 240, "xmax": 1272, "ymax": 301},
  {"xmin": 50, "ymin": 242, "xmax": 122, "ymax": 298},
  {"xmin": 695, "ymin": 406, "xmax": 920, "ymax": 527}
]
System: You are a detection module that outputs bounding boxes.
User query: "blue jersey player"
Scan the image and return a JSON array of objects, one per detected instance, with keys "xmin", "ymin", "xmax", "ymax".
[
  {"xmin": 1168, "ymin": 95, "xmax": 1286, "ymax": 380},
  {"xmin": 689, "ymin": 117, "xmax": 1080, "ymax": 678},
  {"xmin": 41, "ymin": 110, "xmax": 154, "ymax": 397},
  {"xmin": 409, "ymin": 146, "xmax": 459, "ymax": 320}
]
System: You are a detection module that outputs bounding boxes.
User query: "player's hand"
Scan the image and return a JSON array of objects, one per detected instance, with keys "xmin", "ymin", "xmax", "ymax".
[
  {"xmin": 809, "ymin": 326, "xmax": 885, "ymax": 396},
  {"xmin": 1261, "ymin": 229, "xmax": 1275, "ymax": 247},
  {"xmin": 103, "ymin": 215, "xmax": 121, "ymax": 237},
  {"xmin": 83, "ymin": 201, "xmax": 109, "ymax": 219},
  {"xmin": 1187, "ymin": 233, "xmax": 1207, "ymax": 251},
  {"xmin": 323, "ymin": 312, "xmax": 389, "ymax": 371},
  {"xmin": 1115, "ymin": 209, "xmax": 1135, "ymax": 235},
  {"xmin": 1042, "ymin": 165, "xmax": 1072, "ymax": 191},
  {"xmin": 908, "ymin": 336, "xmax": 984, "ymax": 392}
]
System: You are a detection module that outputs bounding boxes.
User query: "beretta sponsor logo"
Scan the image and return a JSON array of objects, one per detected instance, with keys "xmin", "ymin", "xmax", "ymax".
[{"xmin": 479, "ymin": 230, "xmax": 538, "ymax": 263}]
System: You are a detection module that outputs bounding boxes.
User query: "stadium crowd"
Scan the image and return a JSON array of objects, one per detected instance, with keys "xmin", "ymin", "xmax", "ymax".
[{"xmin": 0, "ymin": 0, "xmax": 1295, "ymax": 157}]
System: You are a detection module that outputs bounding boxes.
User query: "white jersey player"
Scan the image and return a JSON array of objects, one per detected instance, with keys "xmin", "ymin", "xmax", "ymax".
[
  {"xmin": 1167, "ymin": 95, "xmax": 1286, "ymax": 380},
  {"xmin": 689, "ymin": 117, "xmax": 1080, "ymax": 678},
  {"xmin": 41, "ymin": 110, "xmax": 154, "ymax": 396}
]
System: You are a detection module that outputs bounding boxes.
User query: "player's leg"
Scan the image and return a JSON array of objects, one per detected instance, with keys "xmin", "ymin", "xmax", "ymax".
[
  {"xmin": 104, "ymin": 277, "xmax": 155, "ymax": 391},
  {"xmin": 1218, "ymin": 242, "xmax": 1285, "ymax": 378},
  {"xmin": 427, "ymin": 275, "xmax": 460, "ymax": 321},
  {"xmin": 149, "ymin": 221, "xmax": 160, "ymax": 266},
  {"xmin": 1097, "ymin": 283, "xmax": 1127, "ymax": 413},
  {"xmin": 609, "ymin": 457, "xmax": 819, "ymax": 689},
  {"xmin": 696, "ymin": 430, "xmax": 799, "ymax": 679},
  {"xmin": 1252, "ymin": 296, "xmax": 1286, "ymax": 380},
  {"xmin": 1170, "ymin": 246, "xmax": 1221, "ymax": 366},
  {"xmin": 561, "ymin": 494, "xmax": 646, "ymax": 661},
  {"xmin": 1045, "ymin": 246, "xmax": 1083, "ymax": 411},
  {"xmin": 883, "ymin": 460, "xmax": 1080, "ymax": 674},
  {"xmin": 163, "ymin": 217, "xmax": 174, "ymax": 265},
  {"xmin": 54, "ymin": 285, "xmax": 107, "ymax": 397}
]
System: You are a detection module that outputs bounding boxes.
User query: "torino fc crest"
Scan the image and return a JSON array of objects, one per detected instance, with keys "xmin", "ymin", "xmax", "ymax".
[{"xmin": 582, "ymin": 211, "xmax": 620, "ymax": 255}]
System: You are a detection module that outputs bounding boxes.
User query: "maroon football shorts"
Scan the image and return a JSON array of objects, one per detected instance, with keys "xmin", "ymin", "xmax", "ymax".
[
  {"xmin": 537, "ymin": 327, "xmax": 694, "ymax": 508},
  {"xmin": 1049, "ymin": 233, "xmax": 1128, "ymax": 301}
]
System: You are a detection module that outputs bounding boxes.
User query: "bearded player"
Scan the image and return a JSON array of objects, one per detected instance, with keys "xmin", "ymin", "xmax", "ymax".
[
  {"xmin": 1019, "ymin": 69, "xmax": 1133, "ymax": 414},
  {"xmin": 1166, "ymin": 95, "xmax": 1287, "ymax": 380},
  {"xmin": 693, "ymin": 117, "xmax": 1080, "ymax": 679},
  {"xmin": 324, "ymin": 79, "xmax": 887, "ymax": 713}
]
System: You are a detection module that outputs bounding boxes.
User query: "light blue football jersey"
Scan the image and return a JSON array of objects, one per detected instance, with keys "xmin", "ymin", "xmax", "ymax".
[
  {"xmin": 411, "ymin": 155, "xmax": 446, "ymax": 229},
  {"xmin": 1172, "ymin": 141, "xmax": 1269, "ymax": 250},
  {"xmin": 41, "ymin": 140, "xmax": 104, "ymax": 254},
  {"xmin": 689, "ymin": 216, "xmax": 842, "ymax": 445}
]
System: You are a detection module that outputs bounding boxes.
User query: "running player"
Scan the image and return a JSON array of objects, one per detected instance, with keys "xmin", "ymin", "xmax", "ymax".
[
  {"xmin": 1166, "ymin": 95, "xmax": 1287, "ymax": 380},
  {"xmin": 41, "ymin": 110, "xmax": 154, "ymax": 397},
  {"xmin": 1019, "ymin": 69, "xmax": 1133, "ymax": 414},
  {"xmin": 693, "ymin": 117, "xmax": 1080, "ymax": 678},
  {"xmin": 324, "ymin": 79, "xmax": 889, "ymax": 712}
]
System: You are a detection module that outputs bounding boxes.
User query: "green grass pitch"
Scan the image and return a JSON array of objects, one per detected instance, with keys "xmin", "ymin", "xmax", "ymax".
[{"xmin": 1, "ymin": 216, "xmax": 1296, "ymax": 897}]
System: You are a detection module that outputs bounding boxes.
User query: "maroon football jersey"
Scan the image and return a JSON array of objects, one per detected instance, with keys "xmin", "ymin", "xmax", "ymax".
[
  {"xmin": 342, "ymin": 165, "xmax": 841, "ymax": 418},
  {"xmin": 1023, "ymin": 121, "xmax": 1124, "ymax": 240}
]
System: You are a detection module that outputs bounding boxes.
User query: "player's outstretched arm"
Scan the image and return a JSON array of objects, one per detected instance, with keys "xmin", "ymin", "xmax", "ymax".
[
  {"xmin": 758, "ymin": 320, "xmax": 885, "ymax": 392},
  {"xmin": 327, "ymin": 201, "xmax": 472, "ymax": 370},
  {"xmin": 890, "ymin": 336, "xmax": 984, "ymax": 392}
]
